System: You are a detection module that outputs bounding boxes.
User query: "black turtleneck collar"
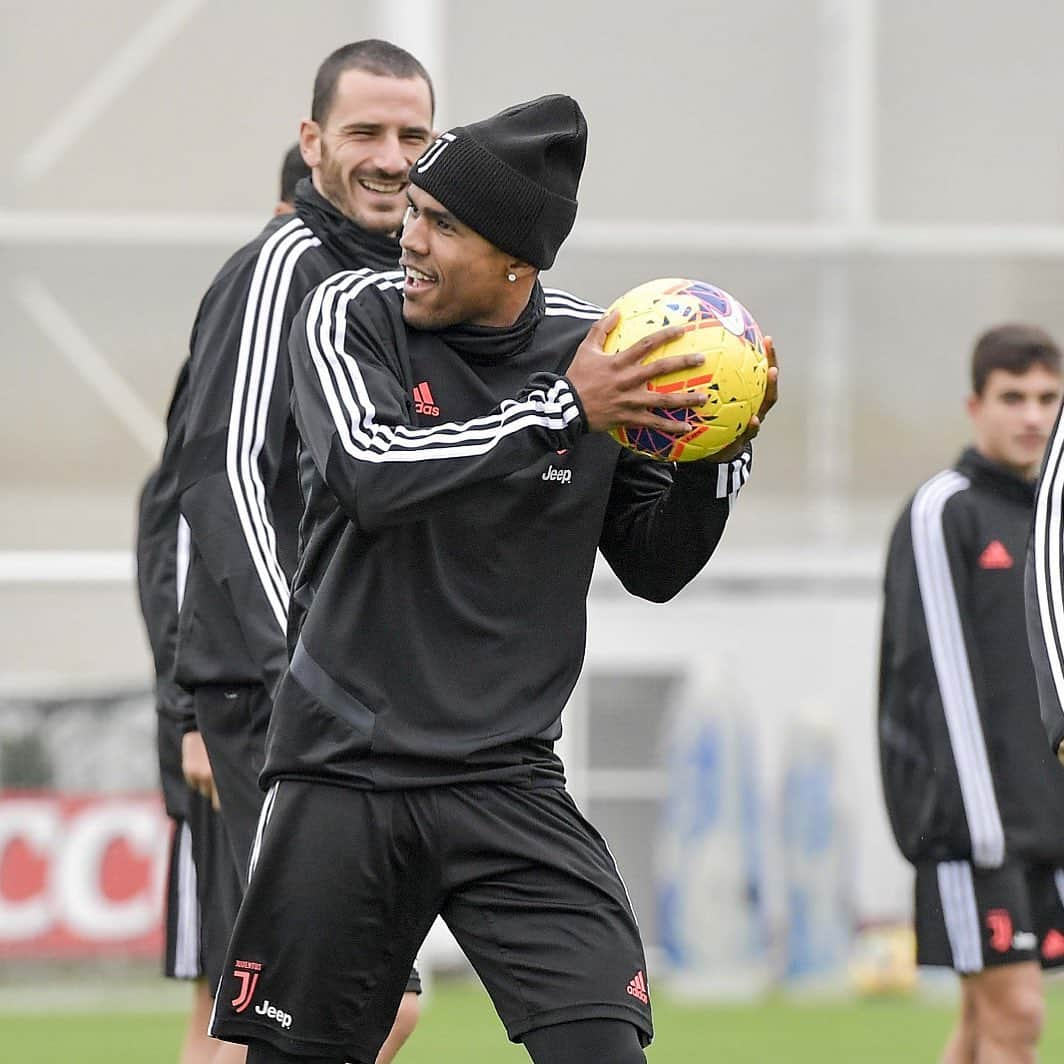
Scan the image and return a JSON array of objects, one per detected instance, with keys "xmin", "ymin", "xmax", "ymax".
[
  {"xmin": 293, "ymin": 178, "xmax": 400, "ymax": 273},
  {"xmin": 956, "ymin": 446, "xmax": 1035, "ymax": 505},
  {"xmin": 432, "ymin": 283, "xmax": 547, "ymax": 365}
]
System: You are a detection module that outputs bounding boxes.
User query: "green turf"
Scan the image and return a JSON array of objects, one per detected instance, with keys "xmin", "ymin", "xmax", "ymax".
[{"xmin": 1, "ymin": 979, "xmax": 1063, "ymax": 1062}]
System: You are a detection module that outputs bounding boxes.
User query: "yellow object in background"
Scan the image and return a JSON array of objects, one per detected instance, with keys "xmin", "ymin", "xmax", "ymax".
[{"xmin": 849, "ymin": 924, "xmax": 918, "ymax": 996}]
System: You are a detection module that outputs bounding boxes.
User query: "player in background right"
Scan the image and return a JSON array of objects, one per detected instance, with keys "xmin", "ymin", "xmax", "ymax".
[{"xmin": 880, "ymin": 324, "xmax": 1064, "ymax": 1064}]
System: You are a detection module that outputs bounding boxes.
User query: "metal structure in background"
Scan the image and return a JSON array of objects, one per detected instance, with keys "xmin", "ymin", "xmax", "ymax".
[{"xmin": 6, "ymin": 0, "xmax": 1064, "ymax": 526}]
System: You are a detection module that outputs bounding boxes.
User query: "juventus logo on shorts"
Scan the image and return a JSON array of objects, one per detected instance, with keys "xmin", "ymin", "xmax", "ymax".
[
  {"xmin": 231, "ymin": 959, "xmax": 263, "ymax": 1013},
  {"xmin": 416, "ymin": 132, "xmax": 456, "ymax": 173}
]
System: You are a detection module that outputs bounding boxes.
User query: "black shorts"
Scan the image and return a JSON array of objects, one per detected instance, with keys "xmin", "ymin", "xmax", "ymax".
[
  {"xmin": 210, "ymin": 781, "xmax": 651, "ymax": 1062},
  {"xmin": 915, "ymin": 859, "xmax": 1064, "ymax": 973},
  {"xmin": 163, "ymin": 791, "xmax": 243, "ymax": 988},
  {"xmin": 194, "ymin": 683, "xmax": 272, "ymax": 887}
]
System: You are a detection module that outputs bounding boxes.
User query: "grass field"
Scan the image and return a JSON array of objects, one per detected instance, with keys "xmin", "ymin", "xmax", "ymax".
[{"xmin": 2, "ymin": 978, "xmax": 1064, "ymax": 1062}]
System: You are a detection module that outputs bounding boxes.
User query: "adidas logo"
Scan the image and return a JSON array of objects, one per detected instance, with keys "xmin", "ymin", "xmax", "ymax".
[
  {"xmin": 978, "ymin": 539, "xmax": 1013, "ymax": 570},
  {"xmin": 626, "ymin": 970, "xmax": 649, "ymax": 1005},
  {"xmin": 413, "ymin": 381, "xmax": 440, "ymax": 417}
]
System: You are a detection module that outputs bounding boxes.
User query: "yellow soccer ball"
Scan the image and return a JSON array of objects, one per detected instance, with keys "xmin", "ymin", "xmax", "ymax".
[{"xmin": 603, "ymin": 278, "xmax": 768, "ymax": 462}]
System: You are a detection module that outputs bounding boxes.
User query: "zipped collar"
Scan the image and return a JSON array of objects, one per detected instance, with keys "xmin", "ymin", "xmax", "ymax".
[
  {"xmin": 956, "ymin": 446, "xmax": 1036, "ymax": 506},
  {"xmin": 432, "ymin": 283, "xmax": 547, "ymax": 365},
  {"xmin": 293, "ymin": 178, "xmax": 400, "ymax": 273}
]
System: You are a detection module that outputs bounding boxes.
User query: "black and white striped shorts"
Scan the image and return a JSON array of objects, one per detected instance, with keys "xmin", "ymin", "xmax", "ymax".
[
  {"xmin": 163, "ymin": 793, "xmax": 242, "ymax": 988},
  {"xmin": 915, "ymin": 858, "xmax": 1064, "ymax": 974}
]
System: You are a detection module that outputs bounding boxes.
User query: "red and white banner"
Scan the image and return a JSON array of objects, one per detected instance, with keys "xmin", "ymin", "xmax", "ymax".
[{"xmin": 0, "ymin": 791, "xmax": 169, "ymax": 958}]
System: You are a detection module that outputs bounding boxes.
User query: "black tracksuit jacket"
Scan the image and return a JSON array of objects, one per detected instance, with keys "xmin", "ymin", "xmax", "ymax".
[
  {"xmin": 880, "ymin": 448, "xmax": 1064, "ymax": 869},
  {"xmin": 174, "ymin": 181, "xmax": 400, "ymax": 697},
  {"xmin": 262, "ymin": 271, "xmax": 753, "ymax": 790},
  {"xmin": 135, "ymin": 360, "xmax": 194, "ymax": 818}
]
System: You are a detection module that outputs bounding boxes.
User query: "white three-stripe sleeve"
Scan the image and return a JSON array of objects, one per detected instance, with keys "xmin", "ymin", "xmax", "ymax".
[
  {"xmin": 175, "ymin": 515, "xmax": 190, "ymax": 610},
  {"xmin": 543, "ymin": 287, "xmax": 603, "ymax": 321},
  {"xmin": 291, "ymin": 271, "xmax": 586, "ymax": 533},
  {"xmin": 1029, "ymin": 401, "xmax": 1064, "ymax": 752},
  {"xmin": 224, "ymin": 218, "xmax": 321, "ymax": 634},
  {"xmin": 911, "ymin": 472, "xmax": 1005, "ymax": 868}
]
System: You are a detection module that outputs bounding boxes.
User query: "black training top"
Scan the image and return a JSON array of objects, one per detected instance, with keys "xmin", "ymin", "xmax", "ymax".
[
  {"xmin": 881, "ymin": 447, "xmax": 1064, "ymax": 867},
  {"xmin": 262, "ymin": 270, "xmax": 753, "ymax": 790},
  {"xmin": 174, "ymin": 180, "xmax": 400, "ymax": 698},
  {"xmin": 137, "ymin": 359, "xmax": 194, "ymax": 730}
]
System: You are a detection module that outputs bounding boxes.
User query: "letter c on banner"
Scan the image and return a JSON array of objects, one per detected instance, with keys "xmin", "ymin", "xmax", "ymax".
[
  {"xmin": 55, "ymin": 802, "xmax": 166, "ymax": 940},
  {"xmin": 0, "ymin": 800, "xmax": 59, "ymax": 940}
]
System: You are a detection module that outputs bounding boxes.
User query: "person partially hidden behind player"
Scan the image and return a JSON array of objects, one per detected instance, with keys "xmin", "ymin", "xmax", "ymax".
[
  {"xmin": 208, "ymin": 94, "xmax": 777, "ymax": 1063},
  {"xmin": 274, "ymin": 144, "xmax": 309, "ymax": 217},
  {"xmin": 880, "ymin": 324, "xmax": 1064, "ymax": 1064},
  {"xmin": 137, "ymin": 143, "xmax": 311, "ymax": 1064}
]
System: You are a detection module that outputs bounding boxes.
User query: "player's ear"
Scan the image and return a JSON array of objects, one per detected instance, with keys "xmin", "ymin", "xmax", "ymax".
[
  {"xmin": 505, "ymin": 259, "xmax": 536, "ymax": 283},
  {"xmin": 967, "ymin": 392, "xmax": 980, "ymax": 419},
  {"xmin": 299, "ymin": 119, "xmax": 323, "ymax": 169}
]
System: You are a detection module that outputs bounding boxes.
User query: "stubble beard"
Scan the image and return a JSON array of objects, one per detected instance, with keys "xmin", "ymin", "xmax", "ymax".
[{"xmin": 316, "ymin": 145, "xmax": 406, "ymax": 235}]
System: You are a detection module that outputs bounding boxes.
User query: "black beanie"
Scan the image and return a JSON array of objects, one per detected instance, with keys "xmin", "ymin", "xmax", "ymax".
[{"xmin": 408, "ymin": 94, "xmax": 587, "ymax": 270}]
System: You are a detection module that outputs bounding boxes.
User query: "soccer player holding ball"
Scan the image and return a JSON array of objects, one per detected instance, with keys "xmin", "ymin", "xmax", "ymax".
[
  {"xmin": 881, "ymin": 326, "xmax": 1064, "ymax": 1063},
  {"xmin": 209, "ymin": 95, "xmax": 777, "ymax": 1063}
]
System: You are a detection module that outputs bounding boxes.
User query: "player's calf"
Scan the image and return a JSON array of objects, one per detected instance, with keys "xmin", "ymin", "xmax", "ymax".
[
  {"xmin": 969, "ymin": 962, "xmax": 1044, "ymax": 1060},
  {"xmin": 940, "ymin": 980, "xmax": 977, "ymax": 1064}
]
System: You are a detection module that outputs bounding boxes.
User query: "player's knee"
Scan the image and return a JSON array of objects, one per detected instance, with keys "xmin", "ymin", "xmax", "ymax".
[
  {"xmin": 212, "ymin": 1040, "xmax": 248, "ymax": 1064},
  {"xmin": 980, "ymin": 982, "xmax": 1044, "ymax": 1046}
]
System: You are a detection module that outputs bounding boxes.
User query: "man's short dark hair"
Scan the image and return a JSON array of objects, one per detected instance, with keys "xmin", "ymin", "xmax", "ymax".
[
  {"xmin": 311, "ymin": 39, "xmax": 434, "ymax": 125},
  {"xmin": 279, "ymin": 143, "xmax": 310, "ymax": 204},
  {"xmin": 971, "ymin": 324, "xmax": 1063, "ymax": 395}
]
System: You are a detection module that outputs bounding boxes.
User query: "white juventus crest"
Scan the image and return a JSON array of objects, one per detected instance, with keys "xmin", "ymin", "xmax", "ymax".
[{"xmin": 416, "ymin": 132, "xmax": 457, "ymax": 173}]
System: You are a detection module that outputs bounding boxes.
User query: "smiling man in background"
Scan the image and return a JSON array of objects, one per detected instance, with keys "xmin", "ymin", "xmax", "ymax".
[{"xmin": 175, "ymin": 39, "xmax": 434, "ymax": 1062}]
